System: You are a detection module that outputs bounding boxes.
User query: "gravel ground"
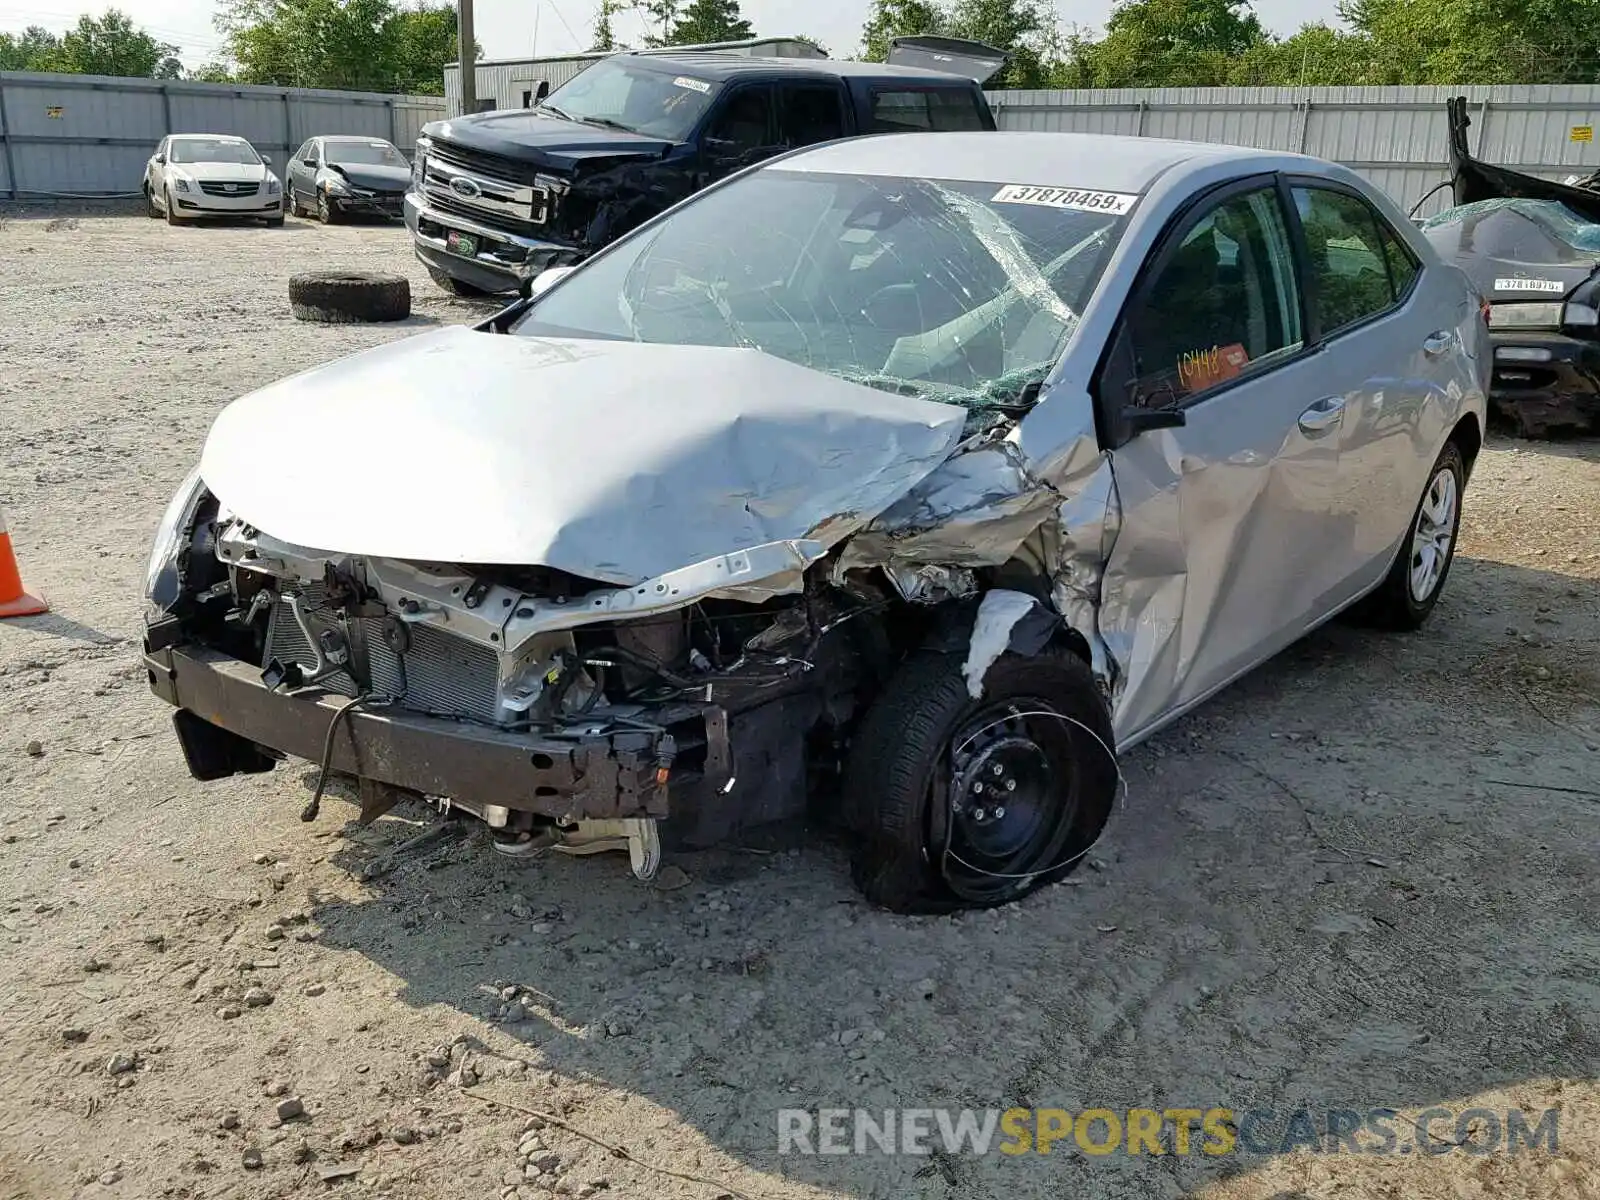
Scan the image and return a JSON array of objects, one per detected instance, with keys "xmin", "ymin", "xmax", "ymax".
[{"xmin": 1, "ymin": 214, "xmax": 1597, "ymax": 1200}]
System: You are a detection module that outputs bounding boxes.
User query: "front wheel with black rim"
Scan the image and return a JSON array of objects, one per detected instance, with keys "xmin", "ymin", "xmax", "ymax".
[
  {"xmin": 1357, "ymin": 440, "xmax": 1465, "ymax": 630},
  {"xmin": 843, "ymin": 648, "xmax": 1118, "ymax": 914}
]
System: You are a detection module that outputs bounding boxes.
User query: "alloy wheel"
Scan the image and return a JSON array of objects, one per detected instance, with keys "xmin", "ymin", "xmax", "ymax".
[{"xmin": 1409, "ymin": 466, "xmax": 1458, "ymax": 602}]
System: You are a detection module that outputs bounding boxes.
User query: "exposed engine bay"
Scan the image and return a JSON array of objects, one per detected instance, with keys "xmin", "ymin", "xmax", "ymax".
[{"xmin": 158, "ymin": 501, "xmax": 980, "ymax": 865}]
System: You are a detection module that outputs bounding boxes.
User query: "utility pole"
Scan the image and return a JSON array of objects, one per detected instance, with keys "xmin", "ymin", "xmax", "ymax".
[{"xmin": 458, "ymin": 0, "xmax": 477, "ymax": 115}]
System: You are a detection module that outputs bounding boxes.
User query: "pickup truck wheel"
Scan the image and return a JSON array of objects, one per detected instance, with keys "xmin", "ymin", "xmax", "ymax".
[
  {"xmin": 843, "ymin": 648, "xmax": 1117, "ymax": 914},
  {"xmin": 289, "ymin": 271, "xmax": 410, "ymax": 324},
  {"xmin": 426, "ymin": 267, "xmax": 493, "ymax": 298}
]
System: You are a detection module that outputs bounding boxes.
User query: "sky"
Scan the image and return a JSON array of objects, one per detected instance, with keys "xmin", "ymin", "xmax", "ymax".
[{"xmin": 1, "ymin": 0, "xmax": 1341, "ymax": 74}]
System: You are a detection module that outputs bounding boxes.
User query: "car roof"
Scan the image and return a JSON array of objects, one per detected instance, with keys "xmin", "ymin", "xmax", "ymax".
[
  {"xmin": 623, "ymin": 52, "xmax": 980, "ymax": 85},
  {"xmin": 169, "ymin": 133, "xmax": 250, "ymax": 142},
  {"xmin": 777, "ymin": 130, "xmax": 1315, "ymax": 194},
  {"xmin": 319, "ymin": 135, "xmax": 398, "ymax": 144}
]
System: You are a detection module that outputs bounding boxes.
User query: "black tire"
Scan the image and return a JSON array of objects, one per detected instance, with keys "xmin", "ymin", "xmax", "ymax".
[
  {"xmin": 426, "ymin": 267, "xmax": 494, "ymax": 298},
  {"xmin": 289, "ymin": 271, "xmax": 410, "ymax": 324},
  {"xmin": 843, "ymin": 647, "xmax": 1118, "ymax": 914},
  {"xmin": 288, "ymin": 189, "xmax": 305, "ymax": 218},
  {"xmin": 144, "ymin": 184, "xmax": 160, "ymax": 219},
  {"xmin": 317, "ymin": 192, "xmax": 337, "ymax": 224},
  {"xmin": 1356, "ymin": 441, "xmax": 1465, "ymax": 631},
  {"xmin": 164, "ymin": 186, "xmax": 182, "ymax": 226},
  {"xmin": 265, "ymin": 214, "xmax": 285, "ymax": 228}
]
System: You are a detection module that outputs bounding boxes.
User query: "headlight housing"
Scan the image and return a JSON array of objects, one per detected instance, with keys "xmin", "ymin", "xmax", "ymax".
[
  {"xmin": 266, "ymin": 176, "xmax": 281, "ymax": 195},
  {"xmin": 1564, "ymin": 301, "xmax": 1599, "ymax": 326},
  {"xmin": 145, "ymin": 466, "xmax": 209, "ymax": 622},
  {"xmin": 173, "ymin": 176, "xmax": 192, "ymax": 193},
  {"xmin": 322, "ymin": 174, "xmax": 351, "ymax": 196},
  {"xmin": 412, "ymin": 138, "xmax": 429, "ymax": 188}
]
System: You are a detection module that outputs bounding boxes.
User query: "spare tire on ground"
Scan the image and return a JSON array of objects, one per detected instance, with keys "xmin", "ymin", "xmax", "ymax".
[{"xmin": 289, "ymin": 271, "xmax": 410, "ymax": 324}]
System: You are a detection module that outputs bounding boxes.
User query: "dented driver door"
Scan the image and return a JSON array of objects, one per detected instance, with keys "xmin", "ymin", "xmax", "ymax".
[{"xmin": 1095, "ymin": 178, "xmax": 1350, "ymax": 743}]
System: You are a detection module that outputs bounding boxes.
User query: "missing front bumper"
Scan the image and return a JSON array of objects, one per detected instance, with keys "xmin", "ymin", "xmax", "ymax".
[{"xmin": 144, "ymin": 643, "xmax": 676, "ymax": 820}]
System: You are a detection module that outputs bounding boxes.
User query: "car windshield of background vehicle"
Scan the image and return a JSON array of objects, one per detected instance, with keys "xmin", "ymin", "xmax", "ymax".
[
  {"xmin": 513, "ymin": 170, "xmax": 1132, "ymax": 420},
  {"xmin": 537, "ymin": 59, "xmax": 721, "ymax": 141},
  {"xmin": 325, "ymin": 139, "xmax": 406, "ymax": 167},
  {"xmin": 170, "ymin": 139, "xmax": 261, "ymax": 165}
]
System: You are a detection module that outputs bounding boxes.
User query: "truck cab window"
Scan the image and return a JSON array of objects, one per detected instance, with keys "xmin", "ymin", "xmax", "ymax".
[{"xmin": 776, "ymin": 85, "xmax": 846, "ymax": 147}]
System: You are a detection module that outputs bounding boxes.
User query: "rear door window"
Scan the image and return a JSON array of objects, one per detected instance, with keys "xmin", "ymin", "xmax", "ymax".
[
  {"xmin": 776, "ymin": 84, "xmax": 847, "ymax": 147},
  {"xmin": 868, "ymin": 88, "xmax": 987, "ymax": 133},
  {"xmin": 1292, "ymin": 186, "xmax": 1415, "ymax": 336}
]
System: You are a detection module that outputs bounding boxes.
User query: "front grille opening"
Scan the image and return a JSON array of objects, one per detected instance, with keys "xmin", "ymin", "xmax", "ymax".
[{"xmin": 263, "ymin": 587, "xmax": 501, "ymax": 725}]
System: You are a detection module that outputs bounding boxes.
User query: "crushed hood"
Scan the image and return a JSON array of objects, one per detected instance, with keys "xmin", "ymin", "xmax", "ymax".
[{"xmin": 198, "ymin": 328, "xmax": 966, "ymax": 585}]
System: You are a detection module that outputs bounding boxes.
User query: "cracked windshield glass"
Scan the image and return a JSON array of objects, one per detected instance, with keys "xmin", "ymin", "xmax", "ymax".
[{"xmin": 513, "ymin": 169, "xmax": 1129, "ymax": 421}]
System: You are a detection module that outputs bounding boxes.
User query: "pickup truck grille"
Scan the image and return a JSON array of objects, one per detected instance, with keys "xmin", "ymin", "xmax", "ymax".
[
  {"xmin": 263, "ymin": 587, "xmax": 502, "ymax": 725},
  {"xmin": 421, "ymin": 142, "xmax": 560, "ymax": 233}
]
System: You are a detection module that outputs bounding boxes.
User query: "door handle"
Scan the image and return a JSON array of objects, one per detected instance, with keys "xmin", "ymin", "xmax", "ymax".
[
  {"xmin": 1298, "ymin": 395, "xmax": 1346, "ymax": 434},
  {"xmin": 1423, "ymin": 330, "xmax": 1454, "ymax": 357}
]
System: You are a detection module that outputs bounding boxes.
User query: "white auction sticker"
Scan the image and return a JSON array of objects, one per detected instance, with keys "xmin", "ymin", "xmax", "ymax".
[
  {"xmin": 992, "ymin": 184, "xmax": 1138, "ymax": 215},
  {"xmin": 1494, "ymin": 277, "xmax": 1565, "ymax": 293},
  {"xmin": 672, "ymin": 76, "xmax": 711, "ymax": 93}
]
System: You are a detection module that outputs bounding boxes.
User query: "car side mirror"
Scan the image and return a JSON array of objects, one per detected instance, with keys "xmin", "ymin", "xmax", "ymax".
[
  {"xmin": 1121, "ymin": 406, "xmax": 1187, "ymax": 437},
  {"xmin": 528, "ymin": 265, "xmax": 577, "ymax": 297},
  {"xmin": 261, "ymin": 155, "xmax": 273, "ymax": 166},
  {"xmin": 154, "ymin": 154, "xmax": 165, "ymax": 165}
]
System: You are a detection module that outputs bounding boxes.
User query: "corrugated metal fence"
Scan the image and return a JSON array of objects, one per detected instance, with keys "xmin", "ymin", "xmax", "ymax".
[
  {"xmin": 987, "ymin": 84, "xmax": 1600, "ymax": 217},
  {"xmin": 0, "ymin": 71, "xmax": 446, "ymax": 198}
]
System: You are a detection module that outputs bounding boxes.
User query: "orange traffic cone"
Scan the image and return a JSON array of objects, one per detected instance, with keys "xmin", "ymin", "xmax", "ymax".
[{"xmin": 0, "ymin": 507, "xmax": 47, "ymax": 619}]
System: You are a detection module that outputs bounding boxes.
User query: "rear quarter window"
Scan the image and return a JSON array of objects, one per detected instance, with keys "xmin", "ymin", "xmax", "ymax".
[{"xmin": 869, "ymin": 88, "xmax": 987, "ymax": 133}]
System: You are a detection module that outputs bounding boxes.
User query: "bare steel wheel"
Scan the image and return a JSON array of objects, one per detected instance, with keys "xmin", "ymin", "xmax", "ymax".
[{"xmin": 844, "ymin": 648, "xmax": 1118, "ymax": 913}]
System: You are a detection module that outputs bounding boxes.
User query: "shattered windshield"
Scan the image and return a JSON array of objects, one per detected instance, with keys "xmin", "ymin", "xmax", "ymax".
[
  {"xmin": 1422, "ymin": 198, "xmax": 1600, "ymax": 266},
  {"xmin": 512, "ymin": 169, "xmax": 1128, "ymax": 416},
  {"xmin": 538, "ymin": 58, "xmax": 720, "ymax": 141}
]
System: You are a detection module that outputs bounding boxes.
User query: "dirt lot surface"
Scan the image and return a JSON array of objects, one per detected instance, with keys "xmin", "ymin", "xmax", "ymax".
[{"xmin": 1, "ymin": 214, "xmax": 1597, "ymax": 1200}]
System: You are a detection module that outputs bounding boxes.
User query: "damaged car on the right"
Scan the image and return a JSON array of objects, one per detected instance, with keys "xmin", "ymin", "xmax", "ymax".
[
  {"xmin": 145, "ymin": 131, "xmax": 1488, "ymax": 914},
  {"xmin": 1418, "ymin": 95, "xmax": 1600, "ymax": 436}
]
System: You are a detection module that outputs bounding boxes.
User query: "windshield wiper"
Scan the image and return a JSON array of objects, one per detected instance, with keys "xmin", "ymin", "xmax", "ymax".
[
  {"xmin": 575, "ymin": 116, "xmax": 637, "ymax": 134},
  {"xmin": 535, "ymin": 102, "xmax": 576, "ymax": 121}
]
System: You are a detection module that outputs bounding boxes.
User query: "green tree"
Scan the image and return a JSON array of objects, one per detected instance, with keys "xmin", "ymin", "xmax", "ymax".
[
  {"xmin": 0, "ymin": 26, "xmax": 64, "ymax": 71},
  {"xmin": 217, "ymin": 0, "xmax": 469, "ymax": 93},
  {"xmin": 859, "ymin": 0, "xmax": 946, "ymax": 62},
  {"xmin": 591, "ymin": 0, "xmax": 622, "ymax": 51},
  {"xmin": 188, "ymin": 60, "xmax": 238, "ymax": 82},
  {"xmin": 1088, "ymin": 0, "xmax": 1267, "ymax": 86},
  {"xmin": 663, "ymin": 0, "xmax": 753, "ymax": 45},
  {"xmin": 945, "ymin": 0, "xmax": 1059, "ymax": 87},
  {"xmin": 2, "ymin": 11, "xmax": 181, "ymax": 78},
  {"xmin": 639, "ymin": 0, "xmax": 682, "ymax": 47}
]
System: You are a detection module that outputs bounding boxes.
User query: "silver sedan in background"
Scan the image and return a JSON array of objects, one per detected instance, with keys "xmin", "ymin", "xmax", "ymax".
[{"xmin": 144, "ymin": 132, "xmax": 1490, "ymax": 914}]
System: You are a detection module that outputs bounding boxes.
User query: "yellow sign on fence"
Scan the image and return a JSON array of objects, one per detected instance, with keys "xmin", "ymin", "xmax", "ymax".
[{"xmin": 1571, "ymin": 125, "xmax": 1593, "ymax": 142}]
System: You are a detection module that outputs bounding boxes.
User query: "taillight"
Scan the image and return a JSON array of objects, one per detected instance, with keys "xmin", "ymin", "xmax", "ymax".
[{"xmin": 1479, "ymin": 294, "xmax": 1492, "ymax": 325}]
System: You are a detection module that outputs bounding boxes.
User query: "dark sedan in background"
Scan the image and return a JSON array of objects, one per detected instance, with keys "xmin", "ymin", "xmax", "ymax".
[
  {"xmin": 286, "ymin": 136, "xmax": 411, "ymax": 223},
  {"xmin": 1420, "ymin": 96, "xmax": 1600, "ymax": 436}
]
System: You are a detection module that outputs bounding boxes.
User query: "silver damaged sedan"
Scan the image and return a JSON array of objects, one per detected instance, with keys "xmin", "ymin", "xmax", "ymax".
[{"xmin": 144, "ymin": 132, "xmax": 1490, "ymax": 913}]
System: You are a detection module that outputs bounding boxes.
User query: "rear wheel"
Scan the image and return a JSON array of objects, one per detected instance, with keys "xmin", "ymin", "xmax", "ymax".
[
  {"xmin": 288, "ymin": 188, "xmax": 305, "ymax": 218},
  {"xmin": 844, "ymin": 648, "xmax": 1117, "ymax": 913},
  {"xmin": 1357, "ymin": 441, "xmax": 1465, "ymax": 630}
]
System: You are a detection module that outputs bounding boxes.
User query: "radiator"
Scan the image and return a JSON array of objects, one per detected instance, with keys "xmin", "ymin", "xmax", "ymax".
[{"xmin": 263, "ymin": 586, "xmax": 501, "ymax": 724}]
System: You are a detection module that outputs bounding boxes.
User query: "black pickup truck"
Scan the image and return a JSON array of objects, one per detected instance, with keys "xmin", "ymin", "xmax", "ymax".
[{"xmin": 405, "ymin": 44, "xmax": 1003, "ymax": 297}]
